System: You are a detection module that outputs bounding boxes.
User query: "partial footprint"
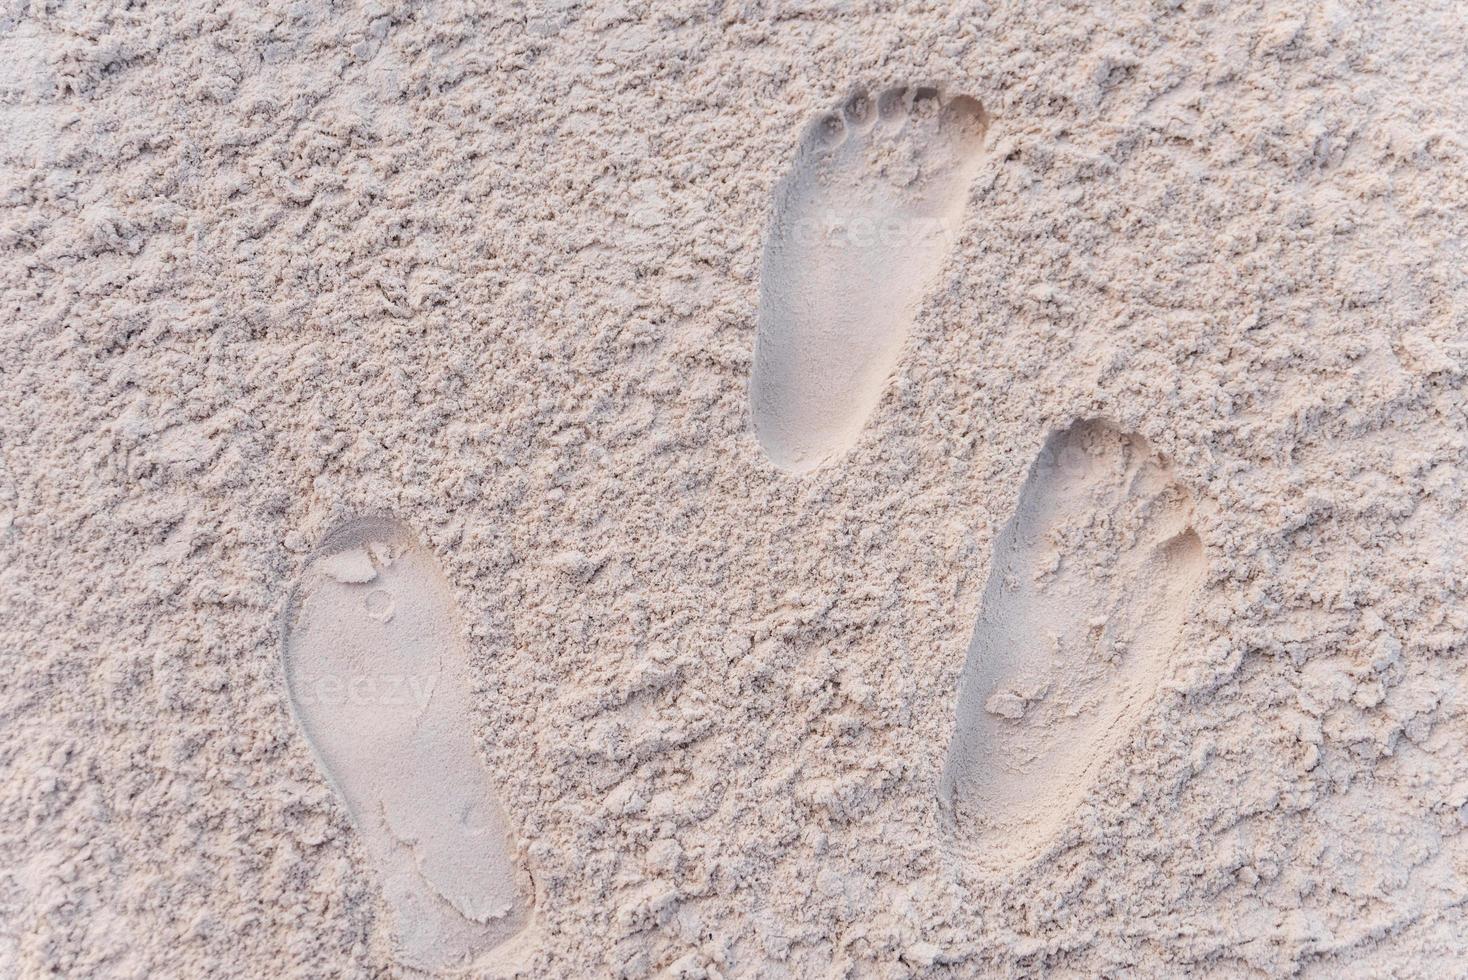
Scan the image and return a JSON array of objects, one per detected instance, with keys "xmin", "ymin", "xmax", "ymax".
[
  {"xmin": 940, "ymin": 420, "xmax": 1206, "ymax": 869},
  {"xmin": 281, "ymin": 515, "xmax": 530, "ymax": 971},
  {"xmin": 751, "ymin": 84, "xmax": 990, "ymax": 473}
]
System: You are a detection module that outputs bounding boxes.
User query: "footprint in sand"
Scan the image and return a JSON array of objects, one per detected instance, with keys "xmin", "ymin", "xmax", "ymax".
[
  {"xmin": 751, "ymin": 84, "xmax": 990, "ymax": 474},
  {"xmin": 281, "ymin": 515, "xmax": 530, "ymax": 971},
  {"xmin": 940, "ymin": 420, "xmax": 1206, "ymax": 869}
]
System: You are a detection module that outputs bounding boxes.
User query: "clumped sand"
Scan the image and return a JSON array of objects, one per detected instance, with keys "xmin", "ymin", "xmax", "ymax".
[{"xmin": 2, "ymin": 1, "xmax": 1467, "ymax": 977}]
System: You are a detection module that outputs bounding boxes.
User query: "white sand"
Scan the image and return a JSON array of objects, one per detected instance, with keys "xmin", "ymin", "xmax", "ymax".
[{"xmin": 2, "ymin": 1, "xmax": 1466, "ymax": 976}]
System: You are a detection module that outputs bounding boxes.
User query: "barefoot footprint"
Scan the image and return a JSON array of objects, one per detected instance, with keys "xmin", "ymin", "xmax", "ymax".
[
  {"xmin": 751, "ymin": 84, "xmax": 990, "ymax": 473},
  {"xmin": 281, "ymin": 515, "xmax": 530, "ymax": 971},
  {"xmin": 940, "ymin": 421, "xmax": 1206, "ymax": 869}
]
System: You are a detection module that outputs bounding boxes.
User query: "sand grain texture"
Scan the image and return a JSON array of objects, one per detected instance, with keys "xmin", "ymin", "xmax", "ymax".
[{"xmin": 1, "ymin": 1, "xmax": 1466, "ymax": 977}]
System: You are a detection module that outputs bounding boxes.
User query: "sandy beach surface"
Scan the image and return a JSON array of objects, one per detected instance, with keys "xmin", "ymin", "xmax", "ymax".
[{"xmin": 2, "ymin": 1, "xmax": 1466, "ymax": 976}]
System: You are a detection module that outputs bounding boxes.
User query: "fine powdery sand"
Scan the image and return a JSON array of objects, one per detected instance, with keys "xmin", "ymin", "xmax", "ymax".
[
  {"xmin": 4, "ymin": 2, "xmax": 1467, "ymax": 976},
  {"xmin": 281, "ymin": 516, "xmax": 529, "ymax": 971},
  {"xmin": 941, "ymin": 421, "xmax": 1205, "ymax": 869},
  {"xmin": 752, "ymin": 84, "xmax": 989, "ymax": 473}
]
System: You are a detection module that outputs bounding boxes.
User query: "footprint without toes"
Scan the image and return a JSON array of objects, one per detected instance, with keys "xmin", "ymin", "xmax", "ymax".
[
  {"xmin": 280, "ymin": 515, "xmax": 531, "ymax": 971},
  {"xmin": 751, "ymin": 84, "xmax": 990, "ymax": 474}
]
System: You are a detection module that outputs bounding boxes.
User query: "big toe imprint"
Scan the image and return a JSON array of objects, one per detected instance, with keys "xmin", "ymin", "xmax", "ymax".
[
  {"xmin": 281, "ymin": 515, "xmax": 531, "ymax": 971},
  {"xmin": 751, "ymin": 84, "xmax": 990, "ymax": 474},
  {"xmin": 940, "ymin": 420, "xmax": 1206, "ymax": 870}
]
